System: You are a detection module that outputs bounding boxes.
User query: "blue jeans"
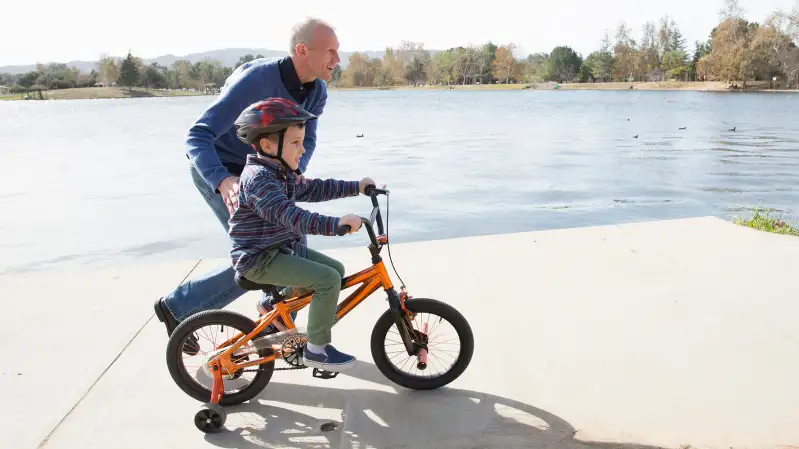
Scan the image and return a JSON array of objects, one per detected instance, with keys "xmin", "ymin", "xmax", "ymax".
[{"xmin": 163, "ymin": 164, "xmax": 300, "ymax": 322}]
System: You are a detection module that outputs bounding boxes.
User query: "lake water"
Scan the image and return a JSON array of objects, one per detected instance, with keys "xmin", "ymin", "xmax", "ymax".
[{"xmin": 1, "ymin": 89, "xmax": 798, "ymax": 275}]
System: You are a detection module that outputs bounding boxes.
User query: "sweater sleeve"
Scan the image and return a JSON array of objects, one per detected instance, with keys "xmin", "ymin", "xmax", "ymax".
[
  {"xmin": 245, "ymin": 175, "xmax": 341, "ymax": 236},
  {"xmin": 295, "ymin": 178, "xmax": 360, "ymax": 203},
  {"xmin": 297, "ymin": 82, "xmax": 327, "ymax": 174},
  {"xmin": 185, "ymin": 65, "xmax": 264, "ymax": 192}
]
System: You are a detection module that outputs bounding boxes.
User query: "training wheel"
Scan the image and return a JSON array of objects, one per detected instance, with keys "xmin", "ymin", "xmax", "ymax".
[{"xmin": 194, "ymin": 403, "xmax": 226, "ymax": 433}]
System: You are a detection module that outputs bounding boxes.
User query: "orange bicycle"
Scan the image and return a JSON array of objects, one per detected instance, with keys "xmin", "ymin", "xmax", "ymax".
[{"xmin": 165, "ymin": 185, "xmax": 474, "ymax": 433}]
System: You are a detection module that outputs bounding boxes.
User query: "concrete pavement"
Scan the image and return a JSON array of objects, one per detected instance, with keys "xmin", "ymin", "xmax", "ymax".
[{"xmin": 3, "ymin": 217, "xmax": 798, "ymax": 449}]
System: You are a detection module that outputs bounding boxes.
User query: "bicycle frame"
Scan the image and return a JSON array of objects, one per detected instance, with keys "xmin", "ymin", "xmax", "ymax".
[{"xmin": 206, "ymin": 186, "xmax": 417, "ymax": 400}]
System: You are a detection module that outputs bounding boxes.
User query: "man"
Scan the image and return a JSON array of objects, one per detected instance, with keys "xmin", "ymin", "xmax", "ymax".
[{"xmin": 153, "ymin": 17, "xmax": 341, "ymax": 353}]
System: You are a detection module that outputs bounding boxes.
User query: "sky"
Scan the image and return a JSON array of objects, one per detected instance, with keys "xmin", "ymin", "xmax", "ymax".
[{"xmin": 1, "ymin": 0, "xmax": 797, "ymax": 66}]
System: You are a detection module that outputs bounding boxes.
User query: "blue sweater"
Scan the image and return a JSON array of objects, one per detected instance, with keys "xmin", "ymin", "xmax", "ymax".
[
  {"xmin": 229, "ymin": 154, "xmax": 360, "ymax": 274},
  {"xmin": 185, "ymin": 57, "xmax": 327, "ymax": 192}
]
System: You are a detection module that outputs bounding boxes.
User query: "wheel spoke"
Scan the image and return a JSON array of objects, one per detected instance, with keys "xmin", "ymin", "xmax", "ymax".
[
  {"xmin": 167, "ymin": 310, "xmax": 275, "ymax": 406},
  {"xmin": 380, "ymin": 305, "xmax": 464, "ymax": 381}
]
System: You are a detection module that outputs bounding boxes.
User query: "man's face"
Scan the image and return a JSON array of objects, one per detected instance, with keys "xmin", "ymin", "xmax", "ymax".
[{"xmin": 301, "ymin": 27, "xmax": 340, "ymax": 82}]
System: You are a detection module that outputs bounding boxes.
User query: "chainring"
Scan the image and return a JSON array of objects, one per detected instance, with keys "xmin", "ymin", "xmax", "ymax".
[
  {"xmin": 281, "ymin": 334, "xmax": 307, "ymax": 367},
  {"xmin": 242, "ymin": 333, "xmax": 308, "ymax": 373}
]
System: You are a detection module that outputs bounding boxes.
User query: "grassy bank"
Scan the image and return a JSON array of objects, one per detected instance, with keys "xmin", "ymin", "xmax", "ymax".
[
  {"xmin": 0, "ymin": 87, "xmax": 210, "ymax": 101},
  {"xmin": 733, "ymin": 209, "xmax": 799, "ymax": 236},
  {"xmin": 330, "ymin": 80, "xmax": 799, "ymax": 92}
]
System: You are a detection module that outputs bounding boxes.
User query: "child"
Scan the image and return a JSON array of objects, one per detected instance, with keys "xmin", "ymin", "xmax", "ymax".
[{"xmin": 228, "ymin": 97, "xmax": 373, "ymax": 372}]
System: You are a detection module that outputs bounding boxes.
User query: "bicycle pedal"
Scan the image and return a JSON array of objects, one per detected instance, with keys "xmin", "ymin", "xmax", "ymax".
[{"xmin": 312, "ymin": 368, "xmax": 339, "ymax": 379}]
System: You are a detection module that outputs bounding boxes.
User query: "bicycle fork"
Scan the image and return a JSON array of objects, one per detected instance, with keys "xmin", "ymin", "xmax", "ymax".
[{"xmin": 386, "ymin": 288, "xmax": 428, "ymax": 369}]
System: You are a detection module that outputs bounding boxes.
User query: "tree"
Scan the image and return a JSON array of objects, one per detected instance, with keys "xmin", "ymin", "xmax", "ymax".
[
  {"xmin": 117, "ymin": 51, "xmax": 139, "ymax": 91},
  {"xmin": 16, "ymin": 71, "xmax": 38, "ymax": 89},
  {"xmin": 720, "ymin": 0, "xmax": 744, "ymax": 21},
  {"xmin": 662, "ymin": 50, "xmax": 688, "ymax": 79},
  {"xmin": 592, "ymin": 30, "xmax": 615, "ymax": 81},
  {"xmin": 637, "ymin": 21, "xmax": 662, "ymax": 80},
  {"xmin": 579, "ymin": 55, "xmax": 596, "ymax": 82},
  {"xmin": 234, "ymin": 53, "xmax": 265, "ymax": 69},
  {"xmin": 492, "ymin": 44, "xmax": 517, "ymax": 83},
  {"xmin": 340, "ymin": 52, "xmax": 378, "ymax": 87},
  {"xmin": 746, "ymin": 14, "xmax": 797, "ymax": 83},
  {"xmin": 429, "ymin": 50, "xmax": 456, "ymax": 85},
  {"xmin": 700, "ymin": 17, "xmax": 756, "ymax": 86},
  {"xmin": 670, "ymin": 27, "xmax": 687, "ymax": 53},
  {"xmin": 170, "ymin": 60, "xmax": 196, "ymax": 89},
  {"xmin": 404, "ymin": 56, "xmax": 427, "ymax": 85},
  {"xmin": 96, "ymin": 55, "xmax": 119, "ymax": 86},
  {"xmin": 525, "ymin": 52, "xmax": 551, "ymax": 82},
  {"xmin": 613, "ymin": 22, "xmax": 638, "ymax": 81},
  {"xmin": 330, "ymin": 64, "xmax": 342, "ymax": 86},
  {"xmin": 478, "ymin": 42, "xmax": 498, "ymax": 84},
  {"xmin": 549, "ymin": 46, "xmax": 582, "ymax": 82},
  {"xmin": 453, "ymin": 46, "xmax": 483, "ymax": 84},
  {"xmin": 381, "ymin": 47, "xmax": 405, "ymax": 85},
  {"xmin": 142, "ymin": 62, "xmax": 168, "ymax": 89}
]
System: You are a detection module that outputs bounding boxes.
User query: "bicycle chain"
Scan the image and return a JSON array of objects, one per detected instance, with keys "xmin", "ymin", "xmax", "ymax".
[{"xmin": 242, "ymin": 364, "xmax": 308, "ymax": 373}]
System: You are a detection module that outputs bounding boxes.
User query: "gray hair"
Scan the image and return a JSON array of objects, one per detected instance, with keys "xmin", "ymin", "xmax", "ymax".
[{"xmin": 289, "ymin": 17, "xmax": 334, "ymax": 56}]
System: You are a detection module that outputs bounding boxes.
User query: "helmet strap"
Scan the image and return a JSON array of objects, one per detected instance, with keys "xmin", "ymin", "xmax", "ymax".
[{"xmin": 255, "ymin": 130, "xmax": 301, "ymax": 175}]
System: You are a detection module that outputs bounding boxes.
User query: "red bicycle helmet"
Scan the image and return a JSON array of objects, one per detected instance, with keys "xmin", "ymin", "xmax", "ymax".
[{"xmin": 234, "ymin": 97, "xmax": 317, "ymax": 173}]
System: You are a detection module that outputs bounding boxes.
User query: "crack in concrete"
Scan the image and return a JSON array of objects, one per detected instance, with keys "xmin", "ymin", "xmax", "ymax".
[{"xmin": 36, "ymin": 259, "xmax": 203, "ymax": 449}]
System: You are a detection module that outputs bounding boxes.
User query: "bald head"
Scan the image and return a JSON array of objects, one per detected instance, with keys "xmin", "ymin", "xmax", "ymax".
[
  {"xmin": 289, "ymin": 17, "xmax": 335, "ymax": 56},
  {"xmin": 288, "ymin": 17, "xmax": 340, "ymax": 83}
]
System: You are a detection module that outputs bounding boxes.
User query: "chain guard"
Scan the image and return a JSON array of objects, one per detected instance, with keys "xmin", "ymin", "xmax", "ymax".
[{"xmin": 241, "ymin": 334, "xmax": 309, "ymax": 373}]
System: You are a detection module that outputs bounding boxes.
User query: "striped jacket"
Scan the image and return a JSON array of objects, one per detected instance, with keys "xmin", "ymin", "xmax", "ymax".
[{"xmin": 229, "ymin": 154, "xmax": 360, "ymax": 274}]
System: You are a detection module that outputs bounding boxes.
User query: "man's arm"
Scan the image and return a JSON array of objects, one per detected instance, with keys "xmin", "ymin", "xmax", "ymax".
[
  {"xmin": 246, "ymin": 176, "xmax": 342, "ymax": 236},
  {"xmin": 297, "ymin": 82, "xmax": 327, "ymax": 174},
  {"xmin": 186, "ymin": 66, "xmax": 264, "ymax": 192},
  {"xmin": 295, "ymin": 178, "xmax": 360, "ymax": 203}
]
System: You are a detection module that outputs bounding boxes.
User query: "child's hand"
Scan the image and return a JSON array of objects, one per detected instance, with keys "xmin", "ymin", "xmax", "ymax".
[
  {"xmin": 339, "ymin": 214, "xmax": 362, "ymax": 233},
  {"xmin": 359, "ymin": 177, "xmax": 375, "ymax": 194}
]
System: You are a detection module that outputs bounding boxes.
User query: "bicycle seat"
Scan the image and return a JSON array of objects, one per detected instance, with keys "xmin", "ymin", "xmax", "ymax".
[{"xmin": 234, "ymin": 272, "xmax": 277, "ymax": 293}]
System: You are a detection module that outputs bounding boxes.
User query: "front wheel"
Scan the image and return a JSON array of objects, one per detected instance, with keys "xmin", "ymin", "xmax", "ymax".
[{"xmin": 370, "ymin": 298, "xmax": 474, "ymax": 390}]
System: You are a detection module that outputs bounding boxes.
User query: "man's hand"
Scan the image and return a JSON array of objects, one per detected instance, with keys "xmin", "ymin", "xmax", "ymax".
[
  {"xmin": 339, "ymin": 214, "xmax": 362, "ymax": 234},
  {"xmin": 218, "ymin": 176, "xmax": 240, "ymax": 214},
  {"xmin": 359, "ymin": 177, "xmax": 376, "ymax": 194}
]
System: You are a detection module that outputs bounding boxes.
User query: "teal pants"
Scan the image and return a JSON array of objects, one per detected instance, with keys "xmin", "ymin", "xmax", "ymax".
[{"xmin": 244, "ymin": 248, "xmax": 345, "ymax": 345}]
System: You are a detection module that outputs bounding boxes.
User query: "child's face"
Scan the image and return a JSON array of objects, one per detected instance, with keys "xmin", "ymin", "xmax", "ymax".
[{"xmin": 260, "ymin": 125, "xmax": 306, "ymax": 171}]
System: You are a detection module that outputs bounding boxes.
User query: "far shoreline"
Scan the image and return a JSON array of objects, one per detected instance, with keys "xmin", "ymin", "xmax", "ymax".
[
  {"xmin": 330, "ymin": 80, "xmax": 799, "ymax": 93},
  {"xmin": 2, "ymin": 81, "xmax": 797, "ymax": 102}
]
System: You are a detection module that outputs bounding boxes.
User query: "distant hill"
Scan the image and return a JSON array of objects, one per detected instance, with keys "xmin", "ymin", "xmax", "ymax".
[{"xmin": 0, "ymin": 48, "xmax": 389, "ymax": 74}]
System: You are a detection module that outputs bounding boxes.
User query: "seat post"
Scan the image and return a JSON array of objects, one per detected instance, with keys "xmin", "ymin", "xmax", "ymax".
[{"xmin": 265, "ymin": 285, "xmax": 283, "ymax": 303}]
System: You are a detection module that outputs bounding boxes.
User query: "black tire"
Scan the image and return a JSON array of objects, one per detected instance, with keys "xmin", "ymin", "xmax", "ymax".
[
  {"xmin": 370, "ymin": 298, "xmax": 474, "ymax": 390},
  {"xmin": 166, "ymin": 309, "xmax": 275, "ymax": 405},
  {"xmin": 194, "ymin": 403, "xmax": 226, "ymax": 433}
]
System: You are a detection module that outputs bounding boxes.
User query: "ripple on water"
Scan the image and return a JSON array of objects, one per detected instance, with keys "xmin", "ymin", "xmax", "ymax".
[{"xmin": 1, "ymin": 90, "xmax": 798, "ymax": 272}]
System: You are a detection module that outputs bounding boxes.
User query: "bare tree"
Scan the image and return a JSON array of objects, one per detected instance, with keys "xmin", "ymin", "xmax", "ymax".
[{"xmin": 720, "ymin": 0, "xmax": 745, "ymax": 20}]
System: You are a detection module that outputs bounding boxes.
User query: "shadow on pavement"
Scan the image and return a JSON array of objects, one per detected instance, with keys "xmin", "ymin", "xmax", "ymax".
[{"xmin": 201, "ymin": 360, "xmax": 666, "ymax": 449}]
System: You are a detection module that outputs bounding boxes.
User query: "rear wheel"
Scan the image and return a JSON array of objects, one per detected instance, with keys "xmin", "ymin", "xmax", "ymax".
[
  {"xmin": 166, "ymin": 309, "xmax": 275, "ymax": 405},
  {"xmin": 370, "ymin": 298, "xmax": 473, "ymax": 390}
]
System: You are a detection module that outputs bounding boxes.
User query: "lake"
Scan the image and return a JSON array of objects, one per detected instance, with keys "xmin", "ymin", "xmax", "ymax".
[{"xmin": 1, "ymin": 89, "xmax": 797, "ymax": 275}]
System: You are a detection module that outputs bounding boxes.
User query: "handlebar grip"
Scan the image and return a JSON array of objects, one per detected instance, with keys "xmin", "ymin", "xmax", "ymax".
[
  {"xmin": 364, "ymin": 184, "xmax": 375, "ymax": 196},
  {"xmin": 336, "ymin": 225, "xmax": 351, "ymax": 236}
]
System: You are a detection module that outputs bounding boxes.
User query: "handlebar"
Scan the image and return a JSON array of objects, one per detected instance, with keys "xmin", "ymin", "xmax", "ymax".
[
  {"xmin": 364, "ymin": 185, "xmax": 388, "ymax": 196},
  {"xmin": 334, "ymin": 184, "xmax": 388, "ymax": 240}
]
